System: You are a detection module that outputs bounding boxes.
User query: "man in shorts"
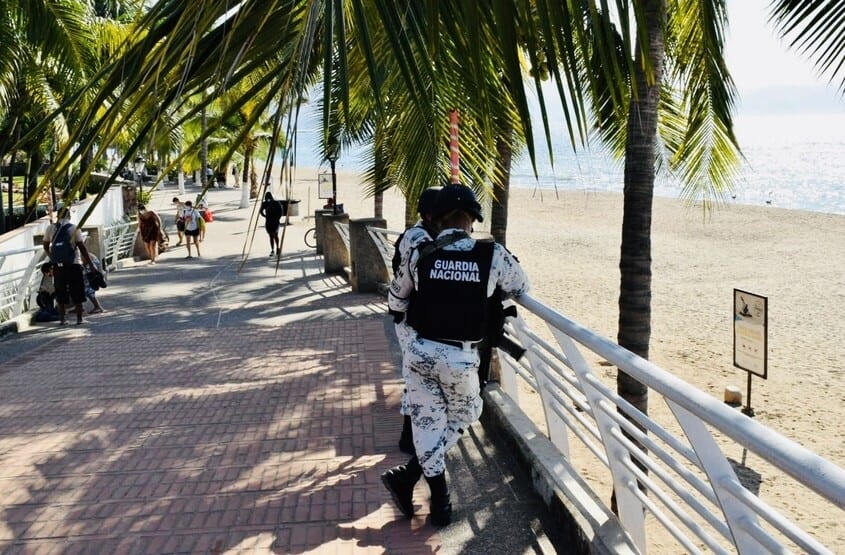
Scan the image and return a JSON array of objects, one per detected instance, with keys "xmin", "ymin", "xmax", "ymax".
[{"xmin": 42, "ymin": 208, "xmax": 98, "ymax": 325}]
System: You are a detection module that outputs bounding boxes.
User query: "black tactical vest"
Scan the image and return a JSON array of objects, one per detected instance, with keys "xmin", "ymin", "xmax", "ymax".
[{"xmin": 408, "ymin": 240, "xmax": 495, "ymax": 341}]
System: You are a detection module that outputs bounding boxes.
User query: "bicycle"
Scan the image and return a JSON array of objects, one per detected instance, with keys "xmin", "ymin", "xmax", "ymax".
[{"xmin": 304, "ymin": 227, "xmax": 317, "ymax": 248}]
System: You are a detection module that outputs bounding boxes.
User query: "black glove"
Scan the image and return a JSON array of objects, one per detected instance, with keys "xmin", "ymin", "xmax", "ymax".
[{"xmin": 388, "ymin": 309, "xmax": 405, "ymax": 324}]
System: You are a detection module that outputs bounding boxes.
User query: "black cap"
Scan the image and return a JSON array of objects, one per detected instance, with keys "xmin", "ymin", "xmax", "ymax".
[
  {"xmin": 432, "ymin": 184, "xmax": 484, "ymax": 222},
  {"xmin": 417, "ymin": 188, "xmax": 440, "ymax": 216}
]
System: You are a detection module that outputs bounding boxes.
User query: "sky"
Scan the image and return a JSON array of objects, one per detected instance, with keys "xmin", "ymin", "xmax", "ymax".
[
  {"xmin": 724, "ymin": 0, "xmax": 843, "ymax": 114},
  {"xmin": 725, "ymin": 0, "xmax": 822, "ymax": 92}
]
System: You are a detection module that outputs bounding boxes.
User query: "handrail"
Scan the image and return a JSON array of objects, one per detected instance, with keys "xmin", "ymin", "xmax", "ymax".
[
  {"xmin": 102, "ymin": 219, "xmax": 137, "ymax": 269},
  {"xmin": 333, "ymin": 221, "xmax": 351, "ymax": 255},
  {"xmin": 499, "ymin": 292, "xmax": 844, "ymax": 553},
  {"xmin": 366, "ymin": 226, "xmax": 400, "ymax": 275},
  {"xmin": 0, "ymin": 246, "xmax": 46, "ymax": 321}
]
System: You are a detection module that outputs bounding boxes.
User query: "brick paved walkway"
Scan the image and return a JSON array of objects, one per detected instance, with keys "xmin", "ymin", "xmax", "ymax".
[{"xmin": 0, "ymin": 186, "xmax": 565, "ymax": 554}]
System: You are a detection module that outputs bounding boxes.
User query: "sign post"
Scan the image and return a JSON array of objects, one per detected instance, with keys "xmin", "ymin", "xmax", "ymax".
[{"xmin": 733, "ymin": 289, "xmax": 768, "ymax": 416}]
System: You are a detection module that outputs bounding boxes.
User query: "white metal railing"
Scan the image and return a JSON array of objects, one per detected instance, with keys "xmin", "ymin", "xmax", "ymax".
[
  {"xmin": 496, "ymin": 293, "xmax": 845, "ymax": 554},
  {"xmin": 0, "ymin": 245, "xmax": 48, "ymax": 322},
  {"xmin": 367, "ymin": 224, "xmax": 843, "ymax": 552},
  {"xmin": 102, "ymin": 219, "xmax": 138, "ymax": 269},
  {"xmin": 0, "ymin": 219, "xmax": 137, "ymax": 323},
  {"xmin": 367, "ymin": 226, "xmax": 401, "ymax": 273}
]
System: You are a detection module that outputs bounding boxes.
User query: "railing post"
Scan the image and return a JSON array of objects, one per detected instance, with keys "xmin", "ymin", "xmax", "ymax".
[
  {"xmin": 313, "ymin": 209, "xmax": 334, "ymax": 255},
  {"xmin": 349, "ymin": 218, "xmax": 387, "ymax": 292},
  {"xmin": 666, "ymin": 401, "xmax": 763, "ymax": 553},
  {"xmin": 548, "ymin": 327, "xmax": 647, "ymax": 553},
  {"xmin": 81, "ymin": 226, "xmax": 105, "ymax": 260},
  {"xmin": 321, "ymin": 212, "xmax": 349, "ymax": 275},
  {"xmin": 12, "ymin": 249, "xmax": 46, "ymax": 318},
  {"xmin": 511, "ymin": 315, "xmax": 572, "ymax": 459}
]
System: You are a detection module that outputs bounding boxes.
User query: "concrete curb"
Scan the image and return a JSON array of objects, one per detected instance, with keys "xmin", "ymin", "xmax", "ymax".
[
  {"xmin": 0, "ymin": 311, "xmax": 34, "ymax": 340},
  {"xmin": 481, "ymin": 383, "xmax": 638, "ymax": 555}
]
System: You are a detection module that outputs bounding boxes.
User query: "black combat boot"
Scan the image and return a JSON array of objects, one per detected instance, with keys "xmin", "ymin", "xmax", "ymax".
[
  {"xmin": 425, "ymin": 472, "xmax": 452, "ymax": 526},
  {"xmin": 381, "ymin": 456, "xmax": 423, "ymax": 518},
  {"xmin": 398, "ymin": 415, "xmax": 415, "ymax": 455}
]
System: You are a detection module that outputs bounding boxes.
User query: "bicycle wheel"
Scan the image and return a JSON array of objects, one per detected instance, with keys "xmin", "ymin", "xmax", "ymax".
[{"xmin": 304, "ymin": 227, "xmax": 317, "ymax": 248}]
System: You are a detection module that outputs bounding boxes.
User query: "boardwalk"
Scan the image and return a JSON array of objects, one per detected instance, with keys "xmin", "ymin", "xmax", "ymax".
[{"xmin": 0, "ymin": 186, "xmax": 567, "ymax": 554}]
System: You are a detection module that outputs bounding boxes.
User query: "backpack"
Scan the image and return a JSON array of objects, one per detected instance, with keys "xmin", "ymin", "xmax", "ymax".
[{"xmin": 50, "ymin": 223, "xmax": 77, "ymax": 265}]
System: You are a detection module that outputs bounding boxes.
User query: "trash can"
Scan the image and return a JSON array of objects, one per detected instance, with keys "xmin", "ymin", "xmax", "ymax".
[{"xmin": 279, "ymin": 199, "xmax": 300, "ymax": 217}]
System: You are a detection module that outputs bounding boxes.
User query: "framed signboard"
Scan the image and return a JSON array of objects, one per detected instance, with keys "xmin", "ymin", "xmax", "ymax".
[
  {"xmin": 318, "ymin": 172, "xmax": 333, "ymax": 199},
  {"xmin": 733, "ymin": 289, "xmax": 768, "ymax": 379}
]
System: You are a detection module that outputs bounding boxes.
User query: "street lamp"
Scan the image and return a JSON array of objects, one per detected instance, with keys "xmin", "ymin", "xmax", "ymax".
[
  {"xmin": 133, "ymin": 155, "xmax": 146, "ymax": 204},
  {"xmin": 325, "ymin": 138, "xmax": 340, "ymax": 214}
]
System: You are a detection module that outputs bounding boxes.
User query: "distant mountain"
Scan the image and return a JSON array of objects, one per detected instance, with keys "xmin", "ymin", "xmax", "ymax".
[{"xmin": 737, "ymin": 85, "xmax": 844, "ymax": 115}]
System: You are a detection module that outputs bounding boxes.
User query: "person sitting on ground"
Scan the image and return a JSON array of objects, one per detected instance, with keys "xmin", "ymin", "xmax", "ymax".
[
  {"xmin": 34, "ymin": 262, "xmax": 60, "ymax": 322},
  {"xmin": 172, "ymin": 197, "xmax": 186, "ymax": 246},
  {"xmin": 182, "ymin": 200, "xmax": 201, "ymax": 258},
  {"xmin": 42, "ymin": 208, "xmax": 99, "ymax": 325},
  {"xmin": 137, "ymin": 205, "xmax": 163, "ymax": 265},
  {"xmin": 259, "ymin": 191, "xmax": 283, "ymax": 256}
]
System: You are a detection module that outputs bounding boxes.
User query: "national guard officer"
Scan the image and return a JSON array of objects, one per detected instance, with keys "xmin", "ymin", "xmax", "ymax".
[
  {"xmin": 383, "ymin": 183, "xmax": 529, "ymax": 526},
  {"xmin": 389, "ymin": 188, "xmax": 440, "ymax": 455}
]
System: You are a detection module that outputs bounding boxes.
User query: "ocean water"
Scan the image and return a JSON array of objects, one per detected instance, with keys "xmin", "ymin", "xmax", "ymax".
[
  {"xmin": 508, "ymin": 113, "xmax": 845, "ymax": 215},
  {"xmin": 291, "ymin": 112, "xmax": 845, "ymax": 216}
]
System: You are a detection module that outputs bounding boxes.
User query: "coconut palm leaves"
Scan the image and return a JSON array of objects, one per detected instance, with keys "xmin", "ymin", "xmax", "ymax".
[
  {"xmin": 769, "ymin": 0, "xmax": 845, "ymax": 92},
  {"xmin": 38, "ymin": 1, "xmax": 639, "ymax": 216}
]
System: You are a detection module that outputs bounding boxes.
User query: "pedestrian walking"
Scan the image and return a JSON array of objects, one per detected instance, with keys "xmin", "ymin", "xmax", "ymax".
[
  {"xmin": 172, "ymin": 197, "xmax": 186, "ymax": 246},
  {"xmin": 42, "ymin": 208, "xmax": 101, "ymax": 325},
  {"xmin": 388, "ymin": 187, "xmax": 440, "ymax": 455},
  {"xmin": 196, "ymin": 195, "xmax": 209, "ymax": 241},
  {"xmin": 182, "ymin": 200, "xmax": 201, "ymax": 258},
  {"xmin": 384, "ymin": 183, "xmax": 529, "ymax": 526},
  {"xmin": 137, "ymin": 205, "xmax": 163, "ymax": 264},
  {"xmin": 259, "ymin": 191, "xmax": 283, "ymax": 256}
]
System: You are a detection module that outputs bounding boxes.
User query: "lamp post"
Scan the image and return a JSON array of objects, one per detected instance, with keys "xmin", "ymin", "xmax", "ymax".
[
  {"xmin": 133, "ymin": 155, "xmax": 146, "ymax": 205},
  {"xmin": 326, "ymin": 138, "xmax": 340, "ymax": 215}
]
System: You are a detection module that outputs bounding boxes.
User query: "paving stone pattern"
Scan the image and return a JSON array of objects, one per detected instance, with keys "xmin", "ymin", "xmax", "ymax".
[{"xmin": 0, "ymin": 187, "xmax": 566, "ymax": 554}]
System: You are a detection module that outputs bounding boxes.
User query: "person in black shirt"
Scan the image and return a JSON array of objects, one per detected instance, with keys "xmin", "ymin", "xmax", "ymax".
[{"xmin": 260, "ymin": 192, "xmax": 283, "ymax": 256}]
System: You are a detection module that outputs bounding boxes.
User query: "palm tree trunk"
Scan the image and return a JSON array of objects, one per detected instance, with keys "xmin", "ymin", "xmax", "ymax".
[
  {"xmin": 201, "ymin": 106, "xmax": 208, "ymax": 188},
  {"xmin": 242, "ymin": 149, "xmax": 251, "ymax": 187},
  {"xmin": 610, "ymin": 0, "xmax": 665, "ymax": 515},
  {"xmin": 618, "ymin": 0, "xmax": 664, "ymax": 414},
  {"xmin": 491, "ymin": 127, "xmax": 514, "ymax": 247},
  {"xmin": 26, "ymin": 150, "xmax": 42, "ymax": 223},
  {"xmin": 374, "ymin": 191, "xmax": 383, "ymax": 219}
]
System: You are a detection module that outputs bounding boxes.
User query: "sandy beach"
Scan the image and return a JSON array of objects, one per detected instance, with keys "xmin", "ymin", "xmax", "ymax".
[{"xmin": 276, "ymin": 168, "xmax": 844, "ymax": 550}]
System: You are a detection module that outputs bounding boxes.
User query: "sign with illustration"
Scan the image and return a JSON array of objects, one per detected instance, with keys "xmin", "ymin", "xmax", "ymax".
[
  {"xmin": 733, "ymin": 289, "xmax": 768, "ymax": 379},
  {"xmin": 318, "ymin": 172, "xmax": 333, "ymax": 199}
]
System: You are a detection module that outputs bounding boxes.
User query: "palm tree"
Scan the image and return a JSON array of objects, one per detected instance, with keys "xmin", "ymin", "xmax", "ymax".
[
  {"xmin": 31, "ymin": 1, "xmax": 845, "ymax": 398},
  {"xmin": 38, "ymin": 2, "xmax": 623, "ymax": 224}
]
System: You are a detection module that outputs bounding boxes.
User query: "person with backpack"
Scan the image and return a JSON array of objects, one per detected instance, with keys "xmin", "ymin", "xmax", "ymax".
[
  {"xmin": 383, "ymin": 184, "xmax": 529, "ymax": 527},
  {"xmin": 388, "ymin": 187, "xmax": 439, "ymax": 455},
  {"xmin": 42, "ymin": 208, "xmax": 100, "ymax": 325}
]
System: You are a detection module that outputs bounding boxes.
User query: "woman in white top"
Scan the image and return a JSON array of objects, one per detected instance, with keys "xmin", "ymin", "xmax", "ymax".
[{"xmin": 182, "ymin": 200, "xmax": 201, "ymax": 258}]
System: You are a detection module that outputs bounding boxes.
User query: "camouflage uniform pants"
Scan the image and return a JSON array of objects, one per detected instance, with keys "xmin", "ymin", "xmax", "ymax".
[
  {"xmin": 404, "ymin": 334, "xmax": 483, "ymax": 477},
  {"xmin": 394, "ymin": 321, "xmax": 414, "ymax": 416}
]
